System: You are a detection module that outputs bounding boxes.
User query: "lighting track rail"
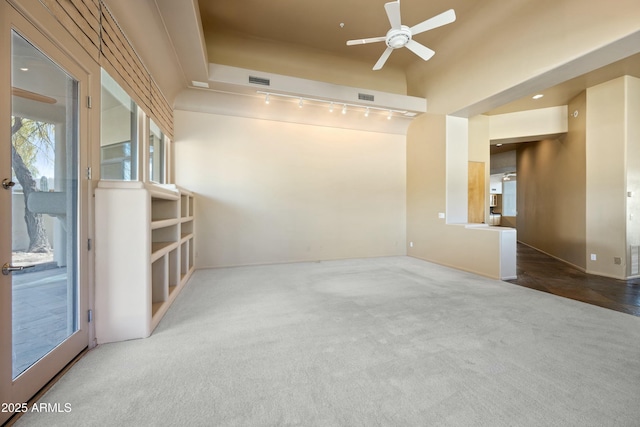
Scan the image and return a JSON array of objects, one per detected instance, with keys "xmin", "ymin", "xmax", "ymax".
[{"xmin": 257, "ymin": 91, "xmax": 409, "ymax": 119}]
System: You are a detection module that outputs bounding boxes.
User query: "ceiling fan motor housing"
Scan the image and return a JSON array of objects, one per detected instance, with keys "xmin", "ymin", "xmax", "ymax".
[{"xmin": 386, "ymin": 26, "xmax": 411, "ymax": 49}]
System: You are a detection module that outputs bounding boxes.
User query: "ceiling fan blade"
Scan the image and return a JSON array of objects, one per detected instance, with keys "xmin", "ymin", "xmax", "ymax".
[
  {"xmin": 346, "ymin": 36, "xmax": 386, "ymax": 46},
  {"xmin": 384, "ymin": 1, "xmax": 402, "ymax": 30},
  {"xmin": 373, "ymin": 47, "xmax": 394, "ymax": 70},
  {"xmin": 405, "ymin": 40, "xmax": 435, "ymax": 61},
  {"xmin": 410, "ymin": 9, "xmax": 456, "ymax": 36}
]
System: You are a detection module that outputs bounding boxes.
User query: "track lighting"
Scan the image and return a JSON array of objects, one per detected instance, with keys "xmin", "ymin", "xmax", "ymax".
[{"xmin": 255, "ymin": 91, "xmax": 407, "ymax": 119}]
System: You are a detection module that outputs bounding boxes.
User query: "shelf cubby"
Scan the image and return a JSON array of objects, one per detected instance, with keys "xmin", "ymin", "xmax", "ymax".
[{"xmin": 188, "ymin": 237, "xmax": 194, "ymax": 270}]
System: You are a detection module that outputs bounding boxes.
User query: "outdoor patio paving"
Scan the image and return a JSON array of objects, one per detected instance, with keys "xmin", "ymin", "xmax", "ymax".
[{"xmin": 12, "ymin": 265, "xmax": 71, "ymax": 379}]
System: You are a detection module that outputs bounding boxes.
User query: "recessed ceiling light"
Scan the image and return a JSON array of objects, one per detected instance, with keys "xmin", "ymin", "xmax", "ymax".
[
  {"xmin": 20, "ymin": 67, "xmax": 28, "ymax": 71},
  {"xmin": 532, "ymin": 94, "xmax": 544, "ymax": 100},
  {"xmin": 496, "ymin": 143, "xmax": 503, "ymax": 147}
]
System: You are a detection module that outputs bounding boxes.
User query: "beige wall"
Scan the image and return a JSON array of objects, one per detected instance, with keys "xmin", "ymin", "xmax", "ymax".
[
  {"xmin": 627, "ymin": 77, "xmax": 640, "ymax": 276},
  {"xmin": 102, "ymin": 0, "xmax": 184, "ymax": 104},
  {"xmin": 406, "ymin": 0, "xmax": 640, "ymax": 115},
  {"xmin": 586, "ymin": 78, "xmax": 628, "ymax": 278},
  {"xmin": 206, "ymin": 30, "xmax": 407, "ymax": 96},
  {"xmin": 103, "ymin": 0, "xmax": 640, "ymax": 280},
  {"xmin": 407, "ymin": 114, "xmax": 504, "ymax": 279},
  {"xmin": 516, "ymin": 93, "xmax": 586, "ymax": 269},
  {"xmin": 173, "ymin": 110, "xmax": 406, "ymax": 268},
  {"xmin": 586, "ymin": 76, "xmax": 640, "ymax": 278}
]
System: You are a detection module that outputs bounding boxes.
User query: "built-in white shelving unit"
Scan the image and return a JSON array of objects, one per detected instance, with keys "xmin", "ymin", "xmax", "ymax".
[{"xmin": 95, "ymin": 181, "xmax": 195, "ymax": 344}]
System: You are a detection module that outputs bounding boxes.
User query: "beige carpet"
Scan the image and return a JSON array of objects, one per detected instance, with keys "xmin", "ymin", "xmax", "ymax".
[{"xmin": 15, "ymin": 256, "xmax": 640, "ymax": 426}]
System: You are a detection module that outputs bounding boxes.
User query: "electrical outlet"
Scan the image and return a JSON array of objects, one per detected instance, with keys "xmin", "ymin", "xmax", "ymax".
[
  {"xmin": 590, "ymin": 253, "xmax": 597, "ymax": 261},
  {"xmin": 438, "ymin": 212, "xmax": 445, "ymax": 219},
  {"xmin": 614, "ymin": 257, "xmax": 621, "ymax": 265}
]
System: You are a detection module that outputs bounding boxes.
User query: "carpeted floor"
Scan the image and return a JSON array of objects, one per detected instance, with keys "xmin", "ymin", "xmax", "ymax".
[{"xmin": 14, "ymin": 257, "xmax": 640, "ymax": 426}]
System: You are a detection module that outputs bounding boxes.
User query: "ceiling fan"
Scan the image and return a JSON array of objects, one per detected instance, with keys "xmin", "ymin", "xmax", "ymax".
[{"xmin": 346, "ymin": 0, "xmax": 456, "ymax": 70}]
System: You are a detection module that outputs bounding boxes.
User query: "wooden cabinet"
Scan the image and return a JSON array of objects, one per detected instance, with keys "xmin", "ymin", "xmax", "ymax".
[
  {"xmin": 95, "ymin": 181, "xmax": 195, "ymax": 344},
  {"xmin": 468, "ymin": 161, "xmax": 486, "ymax": 223}
]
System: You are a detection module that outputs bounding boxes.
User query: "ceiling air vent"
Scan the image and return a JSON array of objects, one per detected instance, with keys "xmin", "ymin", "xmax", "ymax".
[
  {"xmin": 249, "ymin": 76, "xmax": 270, "ymax": 86},
  {"xmin": 358, "ymin": 93, "xmax": 375, "ymax": 102}
]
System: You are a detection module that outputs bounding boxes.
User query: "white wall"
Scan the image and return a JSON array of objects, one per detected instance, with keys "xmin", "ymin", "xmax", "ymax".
[
  {"xmin": 489, "ymin": 106, "xmax": 568, "ymax": 143},
  {"xmin": 586, "ymin": 77, "xmax": 629, "ymax": 278},
  {"xmin": 173, "ymin": 110, "xmax": 407, "ymax": 268},
  {"xmin": 627, "ymin": 76, "xmax": 640, "ymax": 276},
  {"xmin": 445, "ymin": 116, "xmax": 469, "ymax": 224}
]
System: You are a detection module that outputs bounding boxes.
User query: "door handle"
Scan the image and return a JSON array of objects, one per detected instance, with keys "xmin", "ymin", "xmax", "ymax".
[
  {"xmin": 2, "ymin": 263, "xmax": 35, "ymax": 275},
  {"xmin": 2, "ymin": 179, "xmax": 16, "ymax": 190}
]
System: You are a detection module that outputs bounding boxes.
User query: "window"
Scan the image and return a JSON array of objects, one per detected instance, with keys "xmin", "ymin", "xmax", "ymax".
[
  {"xmin": 149, "ymin": 119, "xmax": 165, "ymax": 183},
  {"xmin": 100, "ymin": 69, "xmax": 137, "ymax": 180}
]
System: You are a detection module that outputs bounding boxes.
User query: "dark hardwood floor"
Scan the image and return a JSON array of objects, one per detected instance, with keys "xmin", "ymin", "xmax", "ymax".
[{"xmin": 506, "ymin": 243, "xmax": 640, "ymax": 317}]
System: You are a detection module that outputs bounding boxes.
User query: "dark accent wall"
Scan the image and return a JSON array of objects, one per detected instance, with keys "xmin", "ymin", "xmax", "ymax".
[{"xmin": 516, "ymin": 91, "xmax": 587, "ymax": 269}]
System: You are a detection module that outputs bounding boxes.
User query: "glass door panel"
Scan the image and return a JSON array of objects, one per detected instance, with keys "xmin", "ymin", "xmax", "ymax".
[{"xmin": 10, "ymin": 30, "xmax": 79, "ymax": 379}]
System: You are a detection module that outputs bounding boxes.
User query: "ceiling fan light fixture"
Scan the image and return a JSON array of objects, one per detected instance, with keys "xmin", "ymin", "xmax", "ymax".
[
  {"xmin": 346, "ymin": 2, "xmax": 456, "ymax": 71},
  {"xmin": 386, "ymin": 28, "xmax": 411, "ymax": 49}
]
